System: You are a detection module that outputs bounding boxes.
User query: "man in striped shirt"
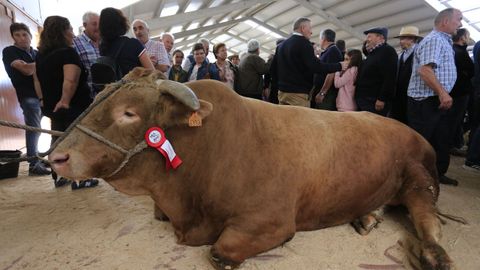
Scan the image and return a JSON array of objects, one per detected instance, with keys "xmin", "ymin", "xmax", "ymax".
[
  {"xmin": 73, "ymin": 12, "xmax": 100, "ymax": 98},
  {"xmin": 132, "ymin": 19, "xmax": 170, "ymax": 74},
  {"xmin": 407, "ymin": 8, "xmax": 463, "ymax": 186}
]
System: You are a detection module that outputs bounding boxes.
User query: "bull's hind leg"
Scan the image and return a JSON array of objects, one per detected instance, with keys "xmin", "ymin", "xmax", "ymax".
[
  {"xmin": 352, "ymin": 208, "xmax": 384, "ymax": 235},
  {"xmin": 209, "ymin": 219, "xmax": 295, "ymax": 270},
  {"xmin": 402, "ymin": 164, "xmax": 452, "ymax": 270}
]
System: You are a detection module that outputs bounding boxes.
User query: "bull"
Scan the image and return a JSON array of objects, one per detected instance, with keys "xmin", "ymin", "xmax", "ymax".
[{"xmin": 49, "ymin": 68, "xmax": 452, "ymax": 270}]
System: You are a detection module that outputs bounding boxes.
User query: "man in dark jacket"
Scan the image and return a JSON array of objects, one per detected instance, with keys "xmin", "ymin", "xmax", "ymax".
[
  {"xmin": 391, "ymin": 26, "xmax": 422, "ymax": 124},
  {"xmin": 312, "ymin": 29, "xmax": 343, "ymax": 110},
  {"xmin": 271, "ymin": 17, "xmax": 345, "ymax": 107},
  {"xmin": 448, "ymin": 28, "xmax": 474, "ymax": 151},
  {"xmin": 355, "ymin": 27, "xmax": 398, "ymax": 116}
]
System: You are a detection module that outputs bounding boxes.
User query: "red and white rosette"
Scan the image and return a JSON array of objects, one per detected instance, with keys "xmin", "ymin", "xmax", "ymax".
[{"xmin": 145, "ymin": 127, "xmax": 182, "ymax": 170}]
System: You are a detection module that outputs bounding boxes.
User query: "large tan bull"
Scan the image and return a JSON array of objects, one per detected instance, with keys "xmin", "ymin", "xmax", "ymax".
[{"xmin": 50, "ymin": 68, "xmax": 452, "ymax": 270}]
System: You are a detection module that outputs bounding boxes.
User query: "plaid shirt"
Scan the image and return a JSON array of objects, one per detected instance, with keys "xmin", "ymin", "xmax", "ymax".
[
  {"xmin": 73, "ymin": 32, "xmax": 100, "ymax": 96},
  {"xmin": 407, "ymin": 30, "xmax": 456, "ymax": 99},
  {"xmin": 145, "ymin": 39, "xmax": 170, "ymax": 67}
]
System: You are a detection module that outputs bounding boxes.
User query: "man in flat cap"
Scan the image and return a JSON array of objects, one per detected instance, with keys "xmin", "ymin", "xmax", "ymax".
[
  {"xmin": 391, "ymin": 26, "xmax": 422, "ymax": 124},
  {"xmin": 355, "ymin": 27, "xmax": 398, "ymax": 116}
]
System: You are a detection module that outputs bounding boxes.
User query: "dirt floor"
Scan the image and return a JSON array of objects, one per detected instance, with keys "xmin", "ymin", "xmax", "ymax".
[{"xmin": 0, "ymin": 156, "xmax": 479, "ymax": 270}]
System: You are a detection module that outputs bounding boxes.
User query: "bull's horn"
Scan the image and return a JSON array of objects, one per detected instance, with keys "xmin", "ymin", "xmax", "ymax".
[{"xmin": 155, "ymin": 79, "xmax": 200, "ymax": 110}]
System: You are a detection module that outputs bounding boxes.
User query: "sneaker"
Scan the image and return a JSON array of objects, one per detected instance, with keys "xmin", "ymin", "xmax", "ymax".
[
  {"xmin": 54, "ymin": 177, "xmax": 71, "ymax": 187},
  {"xmin": 463, "ymin": 161, "xmax": 480, "ymax": 174},
  {"xmin": 28, "ymin": 162, "xmax": 52, "ymax": 176},
  {"xmin": 439, "ymin": 175, "xmax": 458, "ymax": 186},
  {"xmin": 71, "ymin": 179, "xmax": 99, "ymax": 190}
]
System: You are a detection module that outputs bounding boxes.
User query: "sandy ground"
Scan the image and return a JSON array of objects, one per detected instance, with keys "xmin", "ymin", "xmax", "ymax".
[{"xmin": 0, "ymin": 156, "xmax": 479, "ymax": 270}]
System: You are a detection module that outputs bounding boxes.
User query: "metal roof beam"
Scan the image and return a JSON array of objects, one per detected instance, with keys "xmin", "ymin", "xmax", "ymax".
[
  {"xmin": 249, "ymin": 17, "xmax": 289, "ymax": 37},
  {"xmin": 294, "ymin": 0, "xmax": 365, "ymax": 40},
  {"xmin": 146, "ymin": 0, "xmax": 274, "ymax": 30},
  {"xmin": 152, "ymin": 0, "xmax": 165, "ymax": 19},
  {"xmin": 171, "ymin": 17, "xmax": 249, "ymax": 39}
]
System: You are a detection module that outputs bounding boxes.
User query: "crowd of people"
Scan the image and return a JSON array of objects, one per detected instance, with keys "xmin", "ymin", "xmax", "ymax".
[{"xmin": 2, "ymin": 7, "xmax": 479, "ymax": 190}]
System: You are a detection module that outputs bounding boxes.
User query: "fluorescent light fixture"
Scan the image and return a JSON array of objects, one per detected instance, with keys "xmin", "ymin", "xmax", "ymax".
[
  {"xmin": 185, "ymin": 2, "xmax": 203, "ymax": 13},
  {"xmin": 161, "ymin": 4, "xmax": 179, "ymax": 17}
]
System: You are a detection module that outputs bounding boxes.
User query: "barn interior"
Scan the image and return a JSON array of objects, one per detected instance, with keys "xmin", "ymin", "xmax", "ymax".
[{"xmin": 1, "ymin": 0, "xmax": 480, "ymax": 269}]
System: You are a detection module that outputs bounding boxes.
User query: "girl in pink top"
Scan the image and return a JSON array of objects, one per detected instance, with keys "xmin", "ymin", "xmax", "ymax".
[{"xmin": 334, "ymin": 49, "xmax": 363, "ymax": 112}]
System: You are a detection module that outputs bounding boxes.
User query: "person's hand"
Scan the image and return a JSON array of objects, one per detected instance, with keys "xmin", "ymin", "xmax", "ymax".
[
  {"xmin": 340, "ymin": 61, "xmax": 348, "ymax": 71},
  {"xmin": 263, "ymin": 88, "xmax": 270, "ymax": 100},
  {"xmin": 315, "ymin": 92, "xmax": 325, "ymax": 104},
  {"xmin": 149, "ymin": 55, "xmax": 158, "ymax": 65},
  {"xmin": 53, "ymin": 100, "xmax": 70, "ymax": 112},
  {"xmin": 438, "ymin": 92, "xmax": 453, "ymax": 110},
  {"xmin": 375, "ymin": 100, "xmax": 385, "ymax": 111}
]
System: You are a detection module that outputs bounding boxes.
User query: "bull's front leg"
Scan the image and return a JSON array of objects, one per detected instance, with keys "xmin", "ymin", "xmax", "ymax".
[
  {"xmin": 209, "ymin": 219, "xmax": 295, "ymax": 270},
  {"xmin": 153, "ymin": 203, "xmax": 169, "ymax": 221}
]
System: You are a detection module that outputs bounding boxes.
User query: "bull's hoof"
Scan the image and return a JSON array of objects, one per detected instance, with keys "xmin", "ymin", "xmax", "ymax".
[
  {"xmin": 208, "ymin": 253, "xmax": 241, "ymax": 270},
  {"xmin": 352, "ymin": 214, "xmax": 381, "ymax": 236},
  {"xmin": 420, "ymin": 242, "xmax": 453, "ymax": 270}
]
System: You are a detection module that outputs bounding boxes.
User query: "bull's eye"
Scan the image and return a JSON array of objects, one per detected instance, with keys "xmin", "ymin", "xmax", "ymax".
[{"xmin": 124, "ymin": 111, "xmax": 135, "ymax": 117}]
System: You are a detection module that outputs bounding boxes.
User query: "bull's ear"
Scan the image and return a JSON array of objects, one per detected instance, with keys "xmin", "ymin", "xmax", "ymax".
[
  {"xmin": 196, "ymin": 99, "xmax": 213, "ymax": 119},
  {"xmin": 181, "ymin": 99, "xmax": 213, "ymax": 127}
]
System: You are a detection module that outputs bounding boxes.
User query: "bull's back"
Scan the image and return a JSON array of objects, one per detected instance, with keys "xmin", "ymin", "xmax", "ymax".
[{"xmin": 247, "ymin": 104, "xmax": 432, "ymax": 230}]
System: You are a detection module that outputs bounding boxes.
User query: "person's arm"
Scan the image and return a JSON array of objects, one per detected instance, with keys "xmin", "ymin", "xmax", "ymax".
[
  {"xmin": 54, "ymin": 64, "xmax": 80, "ymax": 112},
  {"xmin": 334, "ymin": 70, "xmax": 353, "ymax": 88},
  {"xmin": 11, "ymin": 60, "xmax": 35, "ymax": 76},
  {"xmin": 375, "ymin": 47, "xmax": 398, "ymax": 111},
  {"xmin": 301, "ymin": 42, "xmax": 343, "ymax": 74},
  {"xmin": 418, "ymin": 64, "xmax": 452, "ymax": 110},
  {"xmin": 210, "ymin": 64, "xmax": 220, "ymax": 80},
  {"xmin": 155, "ymin": 42, "xmax": 170, "ymax": 73},
  {"xmin": 315, "ymin": 73, "xmax": 335, "ymax": 104},
  {"xmin": 32, "ymin": 72, "xmax": 43, "ymax": 106},
  {"xmin": 155, "ymin": 63, "xmax": 169, "ymax": 72},
  {"xmin": 139, "ymin": 50, "xmax": 155, "ymax": 70}
]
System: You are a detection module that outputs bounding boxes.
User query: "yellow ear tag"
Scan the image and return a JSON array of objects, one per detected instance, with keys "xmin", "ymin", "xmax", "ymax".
[{"xmin": 188, "ymin": 112, "xmax": 202, "ymax": 127}]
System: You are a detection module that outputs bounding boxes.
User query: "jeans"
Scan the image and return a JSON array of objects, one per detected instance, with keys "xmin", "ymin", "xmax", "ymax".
[{"xmin": 19, "ymin": 97, "xmax": 42, "ymax": 166}]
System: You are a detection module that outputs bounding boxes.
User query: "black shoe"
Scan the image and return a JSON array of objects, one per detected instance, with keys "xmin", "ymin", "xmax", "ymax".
[
  {"xmin": 439, "ymin": 175, "xmax": 458, "ymax": 186},
  {"xmin": 450, "ymin": 147, "xmax": 467, "ymax": 157},
  {"xmin": 54, "ymin": 177, "xmax": 71, "ymax": 187},
  {"xmin": 71, "ymin": 179, "xmax": 99, "ymax": 190},
  {"xmin": 463, "ymin": 161, "xmax": 480, "ymax": 174},
  {"xmin": 29, "ymin": 162, "xmax": 52, "ymax": 176}
]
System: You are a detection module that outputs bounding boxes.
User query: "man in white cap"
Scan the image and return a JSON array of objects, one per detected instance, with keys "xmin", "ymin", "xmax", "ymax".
[
  {"xmin": 237, "ymin": 39, "xmax": 271, "ymax": 100},
  {"xmin": 391, "ymin": 26, "xmax": 422, "ymax": 124}
]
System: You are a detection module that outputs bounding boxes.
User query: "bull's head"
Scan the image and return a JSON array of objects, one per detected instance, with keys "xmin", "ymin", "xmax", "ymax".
[{"xmin": 49, "ymin": 68, "xmax": 213, "ymax": 191}]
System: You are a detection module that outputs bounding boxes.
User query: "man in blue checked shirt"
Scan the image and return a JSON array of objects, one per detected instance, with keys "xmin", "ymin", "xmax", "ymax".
[
  {"xmin": 407, "ymin": 8, "xmax": 463, "ymax": 186},
  {"xmin": 73, "ymin": 11, "xmax": 101, "ymax": 98}
]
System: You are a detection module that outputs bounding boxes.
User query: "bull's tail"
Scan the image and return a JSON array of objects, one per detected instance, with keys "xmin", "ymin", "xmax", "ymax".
[{"xmin": 436, "ymin": 208, "xmax": 468, "ymax": 225}]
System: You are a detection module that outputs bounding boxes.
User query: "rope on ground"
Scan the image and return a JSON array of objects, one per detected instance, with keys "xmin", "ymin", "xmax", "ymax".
[
  {"xmin": 0, "ymin": 119, "xmax": 64, "ymax": 137},
  {"xmin": 0, "ymin": 155, "xmax": 49, "ymax": 164}
]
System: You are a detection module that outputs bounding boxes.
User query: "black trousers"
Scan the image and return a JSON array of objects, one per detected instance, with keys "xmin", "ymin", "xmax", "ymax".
[
  {"xmin": 356, "ymin": 96, "xmax": 390, "ymax": 116},
  {"xmin": 407, "ymin": 97, "xmax": 450, "ymax": 175}
]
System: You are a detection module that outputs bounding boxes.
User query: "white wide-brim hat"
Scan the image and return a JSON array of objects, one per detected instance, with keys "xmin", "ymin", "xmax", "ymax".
[{"xmin": 395, "ymin": 26, "xmax": 422, "ymax": 38}]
